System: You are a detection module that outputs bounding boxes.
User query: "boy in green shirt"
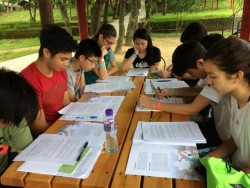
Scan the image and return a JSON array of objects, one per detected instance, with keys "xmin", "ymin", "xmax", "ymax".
[{"xmin": 0, "ymin": 68, "xmax": 38, "ymax": 177}]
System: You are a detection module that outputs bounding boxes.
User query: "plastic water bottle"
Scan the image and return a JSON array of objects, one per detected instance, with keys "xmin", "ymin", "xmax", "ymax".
[{"xmin": 103, "ymin": 109, "xmax": 118, "ymax": 152}]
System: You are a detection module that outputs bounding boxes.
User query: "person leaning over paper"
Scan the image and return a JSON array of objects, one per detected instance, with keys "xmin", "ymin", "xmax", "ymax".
[
  {"xmin": 138, "ymin": 40, "xmax": 231, "ymax": 148},
  {"xmin": 0, "ymin": 68, "xmax": 39, "ymax": 178},
  {"xmin": 66, "ymin": 39, "xmax": 102, "ymax": 102},
  {"xmin": 20, "ymin": 24, "xmax": 78, "ymax": 136}
]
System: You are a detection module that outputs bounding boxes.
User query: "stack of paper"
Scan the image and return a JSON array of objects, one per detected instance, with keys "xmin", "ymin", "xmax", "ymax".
[
  {"xmin": 136, "ymin": 97, "xmax": 183, "ymax": 111},
  {"xmin": 96, "ymin": 76, "xmax": 131, "ymax": 83},
  {"xmin": 84, "ymin": 80, "xmax": 135, "ymax": 93},
  {"xmin": 59, "ymin": 96, "xmax": 125, "ymax": 122},
  {"xmin": 126, "ymin": 68, "xmax": 149, "ymax": 77},
  {"xmin": 17, "ymin": 122, "xmax": 105, "ymax": 179},
  {"xmin": 144, "ymin": 78, "xmax": 189, "ymax": 94},
  {"xmin": 125, "ymin": 121, "xmax": 205, "ymax": 180}
]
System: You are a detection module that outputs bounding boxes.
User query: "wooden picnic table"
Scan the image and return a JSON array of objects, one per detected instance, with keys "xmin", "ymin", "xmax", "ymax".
[{"xmin": 1, "ymin": 73, "xmax": 205, "ymax": 188}]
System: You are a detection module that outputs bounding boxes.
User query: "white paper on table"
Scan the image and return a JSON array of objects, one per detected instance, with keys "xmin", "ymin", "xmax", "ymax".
[
  {"xmin": 14, "ymin": 134, "xmax": 88, "ymax": 165},
  {"xmin": 18, "ymin": 146, "xmax": 103, "ymax": 179},
  {"xmin": 57, "ymin": 122, "xmax": 105, "ymax": 146},
  {"xmin": 140, "ymin": 121, "xmax": 206, "ymax": 144},
  {"xmin": 59, "ymin": 96, "xmax": 125, "ymax": 122},
  {"xmin": 136, "ymin": 97, "xmax": 183, "ymax": 111},
  {"xmin": 58, "ymin": 102, "xmax": 108, "ymax": 116},
  {"xmin": 151, "ymin": 80, "xmax": 189, "ymax": 89},
  {"xmin": 126, "ymin": 68, "xmax": 149, "ymax": 77},
  {"xmin": 84, "ymin": 81, "xmax": 135, "ymax": 93},
  {"xmin": 96, "ymin": 76, "xmax": 131, "ymax": 83},
  {"xmin": 125, "ymin": 142, "xmax": 202, "ymax": 180},
  {"xmin": 144, "ymin": 79, "xmax": 178, "ymax": 94}
]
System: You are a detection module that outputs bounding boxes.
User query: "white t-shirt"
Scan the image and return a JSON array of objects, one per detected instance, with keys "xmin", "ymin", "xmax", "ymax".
[
  {"xmin": 230, "ymin": 96, "xmax": 250, "ymax": 169},
  {"xmin": 198, "ymin": 79, "xmax": 231, "ymax": 141}
]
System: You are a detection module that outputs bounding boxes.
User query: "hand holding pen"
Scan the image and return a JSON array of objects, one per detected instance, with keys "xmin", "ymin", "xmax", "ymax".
[{"xmin": 157, "ymin": 87, "xmax": 168, "ymax": 99}]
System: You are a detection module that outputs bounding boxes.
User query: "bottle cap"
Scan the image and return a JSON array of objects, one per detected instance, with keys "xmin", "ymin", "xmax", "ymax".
[{"xmin": 105, "ymin": 109, "xmax": 113, "ymax": 116}]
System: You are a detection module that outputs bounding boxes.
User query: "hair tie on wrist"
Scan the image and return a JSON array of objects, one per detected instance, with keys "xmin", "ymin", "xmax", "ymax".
[
  {"xmin": 156, "ymin": 102, "xmax": 161, "ymax": 110},
  {"xmin": 99, "ymin": 63, "xmax": 106, "ymax": 67},
  {"xmin": 132, "ymin": 52, "xmax": 137, "ymax": 58}
]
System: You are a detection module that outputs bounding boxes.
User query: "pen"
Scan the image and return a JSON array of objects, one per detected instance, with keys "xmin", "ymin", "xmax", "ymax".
[
  {"xmin": 76, "ymin": 116, "xmax": 99, "ymax": 119},
  {"xmin": 77, "ymin": 141, "xmax": 88, "ymax": 161},
  {"xmin": 157, "ymin": 87, "xmax": 168, "ymax": 99},
  {"xmin": 156, "ymin": 80, "xmax": 171, "ymax": 82}
]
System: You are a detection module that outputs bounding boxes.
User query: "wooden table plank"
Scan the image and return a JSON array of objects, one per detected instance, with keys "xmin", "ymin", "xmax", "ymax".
[
  {"xmin": 0, "ymin": 162, "xmax": 27, "ymax": 187},
  {"xmin": 24, "ymin": 173, "xmax": 53, "ymax": 188},
  {"xmin": 143, "ymin": 177, "xmax": 172, "ymax": 188}
]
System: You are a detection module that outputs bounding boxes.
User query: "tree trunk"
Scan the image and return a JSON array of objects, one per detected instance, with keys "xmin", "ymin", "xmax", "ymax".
[
  {"xmin": 33, "ymin": 0, "xmax": 37, "ymax": 22},
  {"xmin": 115, "ymin": 0, "xmax": 126, "ymax": 53},
  {"xmin": 125, "ymin": 0, "xmax": 140, "ymax": 46},
  {"xmin": 38, "ymin": 0, "xmax": 54, "ymax": 29},
  {"xmin": 163, "ymin": 0, "xmax": 167, "ymax": 15},
  {"xmin": 112, "ymin": 0, "xmax": 119, "ymax": 19},
  {"xmin": 103, "ymin": 0, "xmax": 109, "ymax": 22},
  {"xmin": 90, "ymin": 0, "xmax": 106, "ymax": 36},
  {"xmin": 145, "ymin": 0, "xmax": 152, "ymax": 31},
  {"xmin": 57, "ymin": 1, "xmax": 72, "ymax": 35}
]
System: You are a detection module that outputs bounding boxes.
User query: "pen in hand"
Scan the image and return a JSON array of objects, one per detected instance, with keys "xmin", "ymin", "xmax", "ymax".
[
  {"xmin": 157, "ymin": 87, "xmax": 168, "ymax": 99},
  {"xmin": 77, "ymin": 141, "xmax": 88, "ymax": 161}
]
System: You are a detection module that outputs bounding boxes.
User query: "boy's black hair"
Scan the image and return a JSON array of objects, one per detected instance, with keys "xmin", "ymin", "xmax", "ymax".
[
  {"xmin": 180, "ymin": 22, "xmax": 208, "ymax": 43},
  {"xmin": 38, "ymin": 24, "xmax": 78, "ymax": 57},
  {"xmin": 172, "ymin": 40, "xmax": 207, "ymax": 77},
  {"xmin": 201, "ymin": 33, "xmax": 225, "ymax": 50},
  {"xmin": 93, "ymin": 23, "xmax": 117, "ymax": 40},
  {"xmin": 0, "ymin": 68, "xmax": 39, "ymax": 126},
  {"xmin": 75, "ymin": 39, "xmax": 102, "ymax": 59}
]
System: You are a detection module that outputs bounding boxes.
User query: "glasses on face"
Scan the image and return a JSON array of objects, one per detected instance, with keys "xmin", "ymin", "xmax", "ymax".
[
  {"xmin": 87, "ymin": 58, "xmax": 97, "ymax": 64},
  {"xmin": 104, "ymin": 38, "xmax": 116, "ymax": 45}
]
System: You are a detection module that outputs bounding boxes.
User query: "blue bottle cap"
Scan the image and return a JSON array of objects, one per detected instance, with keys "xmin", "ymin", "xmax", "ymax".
[{"xmin": 105, "ymin": 109, "xmax": 113, "ymax": 116}]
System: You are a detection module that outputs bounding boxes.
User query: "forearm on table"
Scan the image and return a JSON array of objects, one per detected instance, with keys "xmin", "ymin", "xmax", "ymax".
[
  {"xmin": 31, "ymin": 109, "xmax": 51, "ymax": 135},
  {"xmin": 121, "ymin": 57, "xmax": 135, "ymax": 71},
  {"xmin": 211, "ymin": 137, "xmax": 237, "ymax": 158}
]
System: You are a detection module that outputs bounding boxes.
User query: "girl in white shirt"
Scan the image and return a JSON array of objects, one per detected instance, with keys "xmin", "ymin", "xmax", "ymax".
[{"xmin": 203, "ymin": 37, "xmax": 250, "ymax": 173}]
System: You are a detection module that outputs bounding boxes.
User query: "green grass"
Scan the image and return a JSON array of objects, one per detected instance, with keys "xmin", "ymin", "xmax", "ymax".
[
  {"xmin": 0, "ymin": 49, "xmax": 38, "ymax": 62},
  {"xmin": 0, "ymin": 38, "xmax": 40, "ymax": 51}
]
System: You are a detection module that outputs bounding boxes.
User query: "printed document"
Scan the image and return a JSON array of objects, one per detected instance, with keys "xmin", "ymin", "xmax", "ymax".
[
  {"xmin": 140, "ymin": 121, "xmax": 206, "ymax": 144},
  {"xmin": 59, "ymin": 96, "xmax": 125, "ymax": 122},
  {"xmin": 126, "ymin": 68, "xmax": 149, "ymax": 77},
  {"xmin": 84, "ymin": 80, "xmax": 135, "ymax": 93},
  {"xmin": 14, "ymin": 134, "xmax": 88, "ymax": 165},
  {"xmin": 96, "ymin": 76, "xmax": 130, "ymax": 83},
  {"xmin": 17, "ymin": 122, "xmax": 105, "ymax": 179},
  {"xmin": 125, "ymin": 142, "xmax": 202, "ymax": 180},
  {"xmin": 136, "ymin": 97, "xmax": 183, "ymax": 111}
]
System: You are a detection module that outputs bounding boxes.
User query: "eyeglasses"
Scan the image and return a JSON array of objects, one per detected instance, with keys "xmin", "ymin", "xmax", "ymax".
[
  {"xmin": 87, "ymin": 58, "xmax": 96, "ymax": 64},
  {"xmin": 104, "ymin": 38, "xmax": 116, "ymax": 45}
]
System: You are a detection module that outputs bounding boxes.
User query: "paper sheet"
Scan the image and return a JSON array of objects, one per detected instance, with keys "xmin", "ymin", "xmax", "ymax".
[
  {"xmin": 126, "ymin": 68, "xmax": 149, "ymax": 77},
  {"xmin": 96, "ymin": 76, "xmax": 131, "ymax": 83},
  {"xmin": 140, "ymin": 121, "xmax": 206, "ymax": 144},
  {"xmin": 14, "ymin": 134, "xmax": 88, "ymax": 165},
  {"xmin": 125, "ymin": 142, "xmax": 203, "ymax": 180}
]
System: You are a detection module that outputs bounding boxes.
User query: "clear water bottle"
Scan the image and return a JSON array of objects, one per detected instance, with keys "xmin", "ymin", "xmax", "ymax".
[{"xmin": 103, "ymin": 109, "xmax": 118, "ymax": 152}]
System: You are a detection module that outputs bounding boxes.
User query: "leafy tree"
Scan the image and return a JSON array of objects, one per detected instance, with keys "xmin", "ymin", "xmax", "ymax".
[
  {"xmin": 168, "ymin": 0, "xmax": 201, "ymax": 34},
  {"xmin": 54, "ymin": 0, "xmax": 72, "ymax": 34}
]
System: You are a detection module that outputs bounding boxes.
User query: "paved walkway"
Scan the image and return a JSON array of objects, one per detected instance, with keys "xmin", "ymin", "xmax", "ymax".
[{"xmin": 0, "ymin": 2, "xmax": 146, "ymax": 72}]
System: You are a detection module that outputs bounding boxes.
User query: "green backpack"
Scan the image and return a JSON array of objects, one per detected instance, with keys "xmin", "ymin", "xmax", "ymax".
[{"xmin": 199, "ymin": 157, "xmax": 250, "ymax": 188}]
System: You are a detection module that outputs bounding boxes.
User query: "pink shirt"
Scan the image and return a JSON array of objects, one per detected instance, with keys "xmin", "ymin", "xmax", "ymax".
[{"xmin": 20, "ymin": 63, "xmax": 67, "ymax": 123}]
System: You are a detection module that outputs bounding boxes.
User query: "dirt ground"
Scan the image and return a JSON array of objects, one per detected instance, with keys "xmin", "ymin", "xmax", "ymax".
[{"xmin": 114, "ymin": 37, "xmax": 181, "ymax": 70}]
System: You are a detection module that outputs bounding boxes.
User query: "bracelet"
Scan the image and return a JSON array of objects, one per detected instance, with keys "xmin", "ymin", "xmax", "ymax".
[
  {"xmin": 132, "ymin": 52, "xmax": 137, "ymax": 58},
  {"xmin": 99, "ymin": 63, "xmax": 106, "ymax": 67},
  {"xmin": 171, "ymin": 88, "xmax": 175, "ymax": 97},
  {"xmin": 208, "ymin": 152, "xmax": 215, "ymax": 157},
  {"xmin": 156, "ymin": 102, "xmax": 161, "ymax": 110}
]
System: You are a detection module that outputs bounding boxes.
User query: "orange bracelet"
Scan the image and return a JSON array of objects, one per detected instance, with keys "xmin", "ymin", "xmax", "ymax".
[
  {"xmin": 156, "ymin": 102, "xmax": 161, "ymax": 110},
  {"xmin": 208, "ymin": 152, "xmax": 215, "ymax": 157}
]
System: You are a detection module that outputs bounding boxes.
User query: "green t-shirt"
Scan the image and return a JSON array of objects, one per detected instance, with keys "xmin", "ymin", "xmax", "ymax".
[{"xmin": 0, "ymin": 119, "xmax": 33, "ymax": 173}]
